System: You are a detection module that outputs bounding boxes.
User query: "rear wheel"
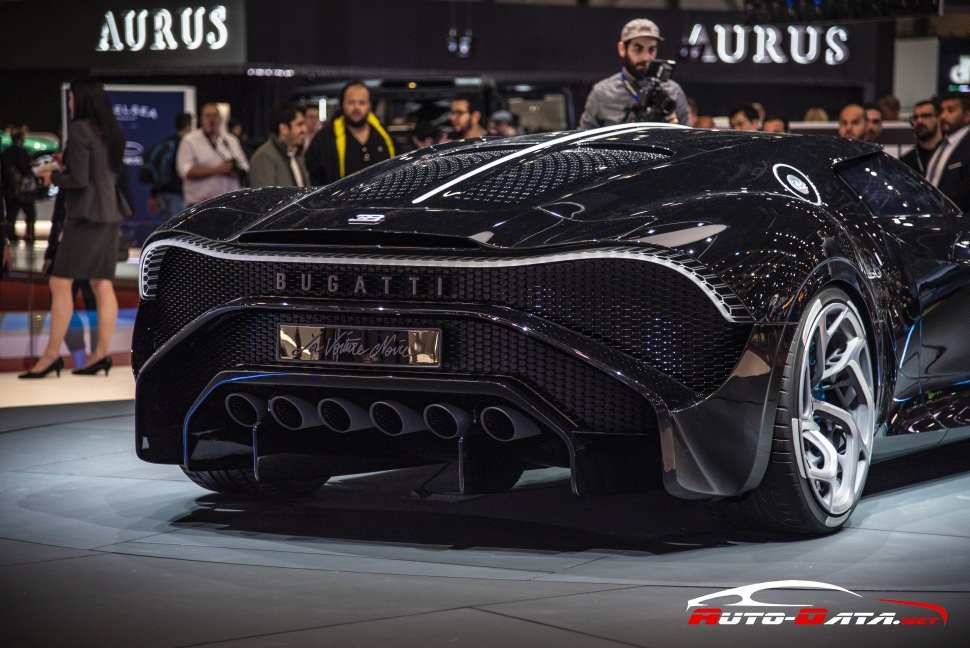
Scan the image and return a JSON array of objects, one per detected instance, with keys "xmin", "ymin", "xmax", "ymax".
[
  {"xmin": 727, "ymin": 287, "xmax": 877, "ymax": 535},
  {"xmin": 181, "ymin": 468, "xmax": 328, "ymax": 497}
]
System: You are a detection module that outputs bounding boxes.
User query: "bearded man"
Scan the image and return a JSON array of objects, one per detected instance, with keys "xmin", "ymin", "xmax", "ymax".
[
  {"xmin": 448, "ymin": 94, "xmax": 487, "ymax": 140},
  {"xmin": 579, "ymin": 18, "xmax": 689, "ymax": 129},
  {"xmin": 900, "ymin": 99, "xmax": 942, "ymax": 176},
  {"xmin": 305, "ymin": 80, "xmax": 395, "ymax": 186}
]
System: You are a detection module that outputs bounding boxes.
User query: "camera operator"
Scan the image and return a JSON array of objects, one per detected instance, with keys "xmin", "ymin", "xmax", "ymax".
[
  {"xmin": 579, "ymin": 19, "xmax": 689, "ymax": 129},
  {"xmin": 176, "ymin": 103, "xmax": 250, "ymax": 207}
]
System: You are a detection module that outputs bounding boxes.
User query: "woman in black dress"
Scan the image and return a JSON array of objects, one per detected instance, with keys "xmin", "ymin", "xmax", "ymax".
[{"xmin": 20, "ymin": 78, "xmax": 129, "ymax": 379}]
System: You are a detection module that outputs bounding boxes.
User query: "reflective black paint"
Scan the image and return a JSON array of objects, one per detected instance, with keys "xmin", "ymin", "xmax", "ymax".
[{"xmin": 136, "ymin": 125, "xmax": 970, "ymax": 499}]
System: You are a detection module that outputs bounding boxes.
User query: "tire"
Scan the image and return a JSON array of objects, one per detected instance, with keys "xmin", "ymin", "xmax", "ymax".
[
  {"xmin": 181, "ymin": 467, "xmax": 328, "ymax": 497},
  {"xmin": 724, "ymin": 287, "xmax": 877, "ymax": 535}
]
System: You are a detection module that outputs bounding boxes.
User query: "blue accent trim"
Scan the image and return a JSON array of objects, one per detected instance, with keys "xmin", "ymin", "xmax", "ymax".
[
  {"xmin": 619, "ymin": 68, "xmax": 640, "ymax": 102},
  {"xmin": 181, "ymin": 372, "xmax": 288, "ymax": 466},
  {"xmin": 899, "ymin": 316, "xmax": 920, "ymax": 379}
]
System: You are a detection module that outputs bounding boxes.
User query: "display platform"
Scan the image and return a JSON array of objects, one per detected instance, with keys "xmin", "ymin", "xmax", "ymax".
[{"xmin": 0, "ymin": 399, "xmax": 968, "ymax": 647}]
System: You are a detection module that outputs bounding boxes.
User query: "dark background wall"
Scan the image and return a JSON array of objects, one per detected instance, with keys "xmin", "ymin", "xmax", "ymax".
[{"xmin": 1, "ymin": 0, "xmax": 894, "ymax": 135}]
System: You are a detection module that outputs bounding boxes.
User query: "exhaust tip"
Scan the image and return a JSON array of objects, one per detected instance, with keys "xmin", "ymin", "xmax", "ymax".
[
  {"xmin": 318, "ymin": 397, "xmax": 371, "ymax": 433},
  {"xmin": 370, "ymin": 400, "xmax": 427, "ymax": 436},
  {"xmin": 481, "ymin": 406, "xmax": 540, "ymax": 442},
  {"xmin": 424, "ymin": 403, "xmax": 472, "ymax": 439},
  {"xmin": 269, "ymin": 395, "xmax": 322, "ymax": 430},
  {"xmin": 225, "ymin": 393, "xmax": 265, "ymax": 428}
]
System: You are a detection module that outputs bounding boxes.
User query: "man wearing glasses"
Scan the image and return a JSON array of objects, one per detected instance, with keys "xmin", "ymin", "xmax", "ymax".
[
  {"xmin": 448, "ymin": 94, "xmax": 487, "ymax": 140},
  {"xmin": 900, "ymin": 100, "xmax": 942, "ymax": 176}
]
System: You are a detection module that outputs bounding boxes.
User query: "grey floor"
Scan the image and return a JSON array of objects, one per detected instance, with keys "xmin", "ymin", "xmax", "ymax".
[{"xmin": 1, "ymin": 401, "xmax": 969, "ymax": 648}]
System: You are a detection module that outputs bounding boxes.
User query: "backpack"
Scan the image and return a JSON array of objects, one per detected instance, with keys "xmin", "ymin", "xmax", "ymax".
[{"xmin": 138, "ymin": 137, "xmax": 178, "ymax": 189}]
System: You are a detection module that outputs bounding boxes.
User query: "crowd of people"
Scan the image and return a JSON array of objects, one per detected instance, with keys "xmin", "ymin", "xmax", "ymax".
[
  {"xmin": 3, "ymin": 17, "xmax": 970, "ymax": 380},
  {"xmin": 134, "ymin": 79, "xmax": 525, "ymax": 223},
  {"xmin": 116, "ymin": 12, "xmax": 967, "ymax": 226},
  {"xmin": 717, "ymin": 93, "xmax": 969, "ymax": 210},
  {"xmin": 577, "ymin": 18, "xmax": 969, "ymax": 210}
]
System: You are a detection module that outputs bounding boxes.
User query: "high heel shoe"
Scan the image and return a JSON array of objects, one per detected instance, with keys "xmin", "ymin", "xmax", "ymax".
[
  {"xmin": 72, "ymin": 356, "xmax": 112, "ymax": 376},
  {"xmin": 19, "ymin": 357, "xmax": 65, "ymax": 379}
]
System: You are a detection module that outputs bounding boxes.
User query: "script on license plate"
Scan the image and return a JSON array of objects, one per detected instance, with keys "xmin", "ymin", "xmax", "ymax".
[{"xmin": 278, "ymin": 325, "xmax": 441, "ymax": 367}]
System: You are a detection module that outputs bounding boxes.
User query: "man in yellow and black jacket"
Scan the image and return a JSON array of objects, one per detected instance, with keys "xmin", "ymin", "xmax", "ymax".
[{"xmin": 305, "ymin": 80, "xmax": 395, "ymax": 186}]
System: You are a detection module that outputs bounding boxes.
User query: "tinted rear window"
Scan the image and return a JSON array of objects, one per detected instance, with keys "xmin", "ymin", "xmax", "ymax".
[{"xmin": 836, "ymin": 153, "xmax": 959, "ymax": 217}]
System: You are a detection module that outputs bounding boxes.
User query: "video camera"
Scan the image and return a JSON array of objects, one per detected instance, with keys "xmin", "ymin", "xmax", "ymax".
[{"xmin": 627, "ymin": 59, "xmax": 677, "ymax": 123}]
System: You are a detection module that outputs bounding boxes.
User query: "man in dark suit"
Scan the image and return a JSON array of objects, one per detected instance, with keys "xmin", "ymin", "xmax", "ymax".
[
  {"xmin": 927, "ymin": 92, "xmax": 970, "ymax": 211},
  {"xmin": 900, "ymin": 99, "xmax": 941, "ymax": 176}
]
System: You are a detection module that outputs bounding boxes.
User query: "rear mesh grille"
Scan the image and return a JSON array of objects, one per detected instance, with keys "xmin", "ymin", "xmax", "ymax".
[
  {"xmin": 152, "ymin": 246, "xmax": 751, "ymax": 394},
  {"xmin": 138, "ymin": 311, "xmax": 659, "ymax": 437}
]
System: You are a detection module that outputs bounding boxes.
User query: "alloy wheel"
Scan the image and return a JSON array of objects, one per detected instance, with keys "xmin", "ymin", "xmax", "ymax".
[{"xmin": 793, "ymin": 298, "xmax": 875, "ymax": 516}]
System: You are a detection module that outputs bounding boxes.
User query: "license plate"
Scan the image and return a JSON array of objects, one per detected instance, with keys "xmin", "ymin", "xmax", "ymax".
[{"xmin": 278, "ymin": 325, "xmax": 441, "ymax": 367}]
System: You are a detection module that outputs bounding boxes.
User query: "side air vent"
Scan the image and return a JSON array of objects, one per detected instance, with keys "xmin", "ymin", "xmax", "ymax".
[{"xmin": 140, "ymin": 244, "xmax": 169, "ymax": 300}]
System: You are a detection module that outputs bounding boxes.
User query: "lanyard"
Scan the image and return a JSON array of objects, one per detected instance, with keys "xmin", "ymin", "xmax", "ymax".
[
  {"xmin": 206, "ymin": 133, "xmax": 222, "ymax": 152},
  {"xmin": 206, "ymin": 133, "xmax": 231, "ymax": 162},
  {"xmin": 620, "ymin": 69, "xmax": 641, "ymax": 102},
  {"xmin": 917, "ymin": 144, "xmax": 941, "ymax": 175}
]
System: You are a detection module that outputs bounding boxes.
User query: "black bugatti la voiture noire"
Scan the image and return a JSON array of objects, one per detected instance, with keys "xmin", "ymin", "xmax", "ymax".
[{"xmin": 133, "ymin": 123, "xmax": 970, "ymax": 535}]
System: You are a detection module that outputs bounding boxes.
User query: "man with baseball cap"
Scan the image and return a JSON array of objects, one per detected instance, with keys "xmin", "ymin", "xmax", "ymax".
[{"xmin": 579, "ymin": 18, "xmax": 689, "ymax": 129}]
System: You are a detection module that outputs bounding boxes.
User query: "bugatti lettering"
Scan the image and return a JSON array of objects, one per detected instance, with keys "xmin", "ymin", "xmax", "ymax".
[
  {"xmin": 96, "ymin": 5, "xmax": 229, "ymax": 52},
  {"xmin": 278, "ymin": 325, "xmax": 441, "ymax": 367},
  {"xmin": 274, "ymin": 271, "xmax": 444, "ymax": 297}
]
